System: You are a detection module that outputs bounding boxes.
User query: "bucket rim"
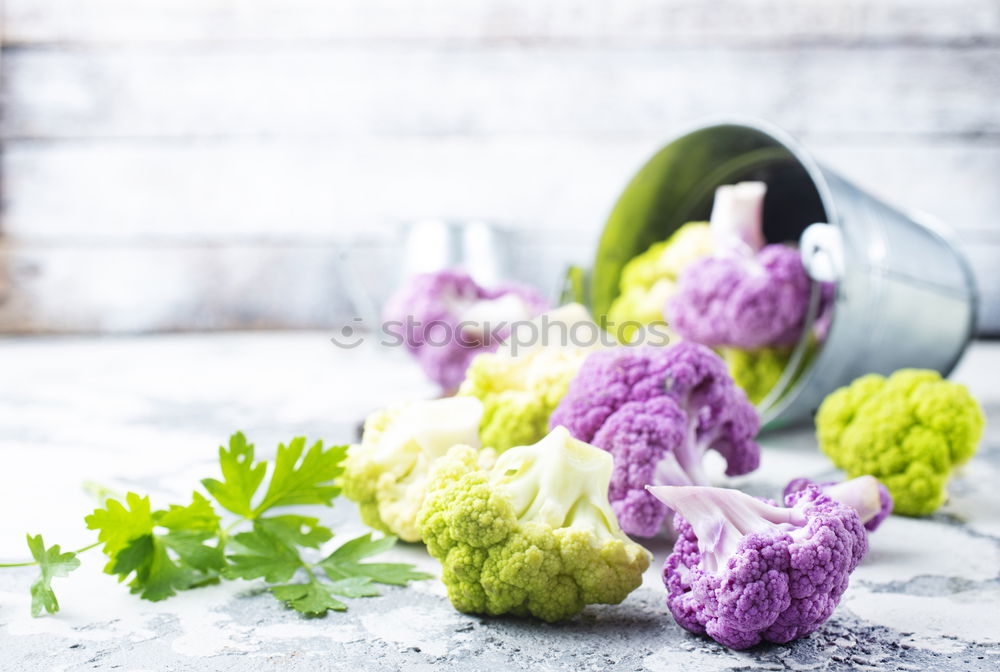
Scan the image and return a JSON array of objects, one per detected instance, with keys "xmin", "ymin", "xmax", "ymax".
[
  {"xmin": 655, "ymin": 115, "xmax": 841, "ymax": 228},
  {"xmin": 651, "ymin": 116, "xmax": 840, "ymax": 425}
]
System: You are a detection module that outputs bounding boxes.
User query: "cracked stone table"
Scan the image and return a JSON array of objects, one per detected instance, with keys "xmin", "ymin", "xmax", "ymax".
[{"xmin": 1, "ymin": 333, "xmax": 998, "ymax": 671}]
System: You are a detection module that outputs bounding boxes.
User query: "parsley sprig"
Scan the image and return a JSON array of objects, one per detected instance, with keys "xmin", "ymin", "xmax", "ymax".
[{"xmin": 2, "ymin": 432, "xmax": 430, "ymax": 617}]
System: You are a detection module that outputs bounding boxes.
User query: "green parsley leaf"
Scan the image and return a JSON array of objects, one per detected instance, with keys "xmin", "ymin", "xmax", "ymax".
[
  {"xmin": 326, "ymin": 576, "xmax": 380, "ymax": 598},
  {"xmin": 201, "ymin": 432, "xmax": 266, "ymax": 518},
  {"xmin": 225, "ymin": 526, "xmax": 302, "ymax": 583},
  {"xmin": 25, "ymin": 534, "xmax": 81, "ymax": 617},
  {"xmin": 88, "ymin": 493, "xmax": 224, "ymax": 601},
  {"xmin": 254, "ymin": 515, "xmax": 333, "ymax": 550},
  {"xmin": 252, "ymin": 438, "xmax": 348, "ymax": 515},
  {"xmin": 108, "ymin": 535, "xmax": 202, "ymax": 601},
  {"xmin": 6, "ymin": 433, "xmax": 426, "ymax": 618},
  {"xmin": 155, "ymin": 492, "xmax": 221, "ymax": 533},
  {"xmin": 113, "ymin": 535, "xmax": 193, "ymax": 601},
  {"xmin": 110, "ymin": 534, "xmax": 155, "ymax": 577},
  {"xmin": 318, "ymin": 534, "xmax": 431, "ymax": 587},
  {"xmin": 269, "ymin": 581, "xmax": 347, "ymax": 616},
  {"xmin": 225, "ymin": 528, "xmax": 422, "ymax": 616},
  {"xmin": 85, "ymin": 492, "xmax": 154, "ymax": 569},
  {"xmin": 161, "ymin": 531, "xmax": 226, "ymax": 574}
]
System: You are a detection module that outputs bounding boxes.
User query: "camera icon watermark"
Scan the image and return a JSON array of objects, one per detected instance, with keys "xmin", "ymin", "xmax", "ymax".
[{"xmin": 330, "ymin": 317, "xmax": 365, "ymax": 349}]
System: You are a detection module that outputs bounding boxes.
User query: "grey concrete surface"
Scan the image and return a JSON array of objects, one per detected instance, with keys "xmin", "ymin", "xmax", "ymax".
[{"xmin": 0, "ymin": 333, "xmax": 998, "ymax": 671}]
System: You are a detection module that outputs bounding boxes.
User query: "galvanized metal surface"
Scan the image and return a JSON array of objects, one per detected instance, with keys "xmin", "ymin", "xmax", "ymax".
[
  {"xmin": 595, "ymin": 120, "xmax": 978, "ymax": 428},
  {"xmin": 766, "ymin": 126, "xmax": 978, "ymax": 426}
]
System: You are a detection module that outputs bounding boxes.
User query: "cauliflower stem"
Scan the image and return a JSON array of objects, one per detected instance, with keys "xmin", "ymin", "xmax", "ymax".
[
  {"xmin": 785, "ymin": 476, "xmax": 893, "ymax": 532},
  {"xmin": 648, "ymin": 483, "xmax": 867, "ymax": 649},
  {"xmin": 550, "ymin": 343, "xmax": 761, "ymax": 538},
  {"xmin": 647, "ymin": 486, "xmax": 805, "ymax": 572}
]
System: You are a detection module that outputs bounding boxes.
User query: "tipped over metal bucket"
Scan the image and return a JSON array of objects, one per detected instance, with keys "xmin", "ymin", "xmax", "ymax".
[{"xmin": 590, "ymin": 119, "xmax": 977, "ymax": 429}]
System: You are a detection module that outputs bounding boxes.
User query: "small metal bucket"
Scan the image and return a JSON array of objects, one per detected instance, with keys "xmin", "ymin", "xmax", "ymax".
[
  {"xmin": 398, "ymin": 220, "xmax": 512, "ymax": 287},
  {"xmin": 589, "ymin": 119, "xmax": 978, "ymax": 429}
]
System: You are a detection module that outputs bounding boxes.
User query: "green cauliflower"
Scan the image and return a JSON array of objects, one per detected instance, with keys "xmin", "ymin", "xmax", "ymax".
[
  {"xmin": 816, "ymin": 369, "xmax": 985, "ymax": 516},
  {"xmin": 417, "ymin": 426, "xmax": 651, "ymax": 622},
  {"xmin": 341, "ymin": 397, "xmax": 493, "ymax": 542},
  {"xmin": 458, "ymin": 346, "xmax": 589, "ymax": 453},
  {"xmin": 607, "ymin": 222, "xmax": 714, "ymax": 342},
  {"xmin": 458, "ymin": 303, "xmax": 599, "ymax": 453},
  {"xmin": 722, "ymin": 346, "xmax": 792, "ymax": 405}
]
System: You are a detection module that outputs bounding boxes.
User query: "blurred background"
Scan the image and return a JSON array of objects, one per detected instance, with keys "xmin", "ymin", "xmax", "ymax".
[{"xmin": 1, "ymin": 0, "xmax": 998, "ymax": 335}]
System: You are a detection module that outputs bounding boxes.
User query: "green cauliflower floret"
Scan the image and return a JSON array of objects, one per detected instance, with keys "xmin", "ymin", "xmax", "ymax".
[
  {"xmin": 341, "ymin": 397, "xmax": 493, "ymax": 542},
  {"xmin": 722, "ymin": 346, "xmax": 792, "ymax": 405},
  {"xmin": 458, "ymin": 304, "xmax": 599, "ymax": 453},
  {"xmin": 458, "ymin": 347, "xmax": 589, "ymax": 453},
  {"xmin": 619, "ymin": 222, "xmax": 714, "ymax": 290},
  {"xmin": 606, "ymin": 279, "xmax": 675, "ymax": 342},
  {"xmin": 417, "ymin": 426, "xmax": 651, "ymax": 622},
  {"xmin": 607, "ymin": 222, "xmax": 714, "ymax": 342},
  {"xmin": 816, "ymin": 369, "xmax": 984, "ymax": 516}
]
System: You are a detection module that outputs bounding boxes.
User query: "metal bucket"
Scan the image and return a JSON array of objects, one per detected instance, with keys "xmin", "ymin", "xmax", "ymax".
[
  {"xmin": 589, "ymin": 119, "xmax": 978, "ymax": 429},
  {"xmin": 398, "ymin": 220, "xmax": 512, "ymax": 287}
]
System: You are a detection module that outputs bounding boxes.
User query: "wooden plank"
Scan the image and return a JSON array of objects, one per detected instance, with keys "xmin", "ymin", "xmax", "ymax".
[
  {"xmin": 4, "ymin": 137, "xmax": 999, "ymax": 241},
  {"xmin": 0, "ymin": 242, "xmax": 358, "ymax": 332},
  {"xmin": 3, "ymin": 45, "xmax": 998, "ymax": 140},
  {"xmin": 0, "ymin": 239, "xmax": 582, "ymax": 332},
  {"xmin": 3, "ymin": 136, "xmax": 998, "ymax": 334},
  {"xmin": 810, "ymin": 141, "xmax": 1000, "ymax": 234},
  {"xmin": 4, "ymin": 0, "xmax": 998, "ymax": 46},
  {"xmin": 0, "ymin": 136, "xmax": 645, "ymax": 240},
  {"xmin": 0, "ymin": 235, "xmax": 994, "ymax": 334}
]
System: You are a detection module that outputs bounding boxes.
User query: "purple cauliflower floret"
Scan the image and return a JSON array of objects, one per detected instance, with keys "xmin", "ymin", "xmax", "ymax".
[
  {"xmin": 382, "ymin": 269, "xmax": 548, "ymax": 390},
  {"xmin": 812, "ymin": 281, "xmax": 837, "ymax": 343},
  {"xmin": 548, "ymin": 343, "xmax": 761, "ymax": 538},
  {"xmin": 669, "ymin": 245, "xmax": 813, "ymax": 350},
  {"xmin": 648, "ymin": 484, "xmax": 868, "ymax": 650},
  {"xmin": 784, "ymin": 476, "xmax": 893, "ymax": 532}
]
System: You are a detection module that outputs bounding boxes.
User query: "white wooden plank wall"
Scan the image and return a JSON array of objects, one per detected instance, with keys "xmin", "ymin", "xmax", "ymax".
[{"xmin": 2, "ymin": 0, "xmax": 999, "ymax": 333}]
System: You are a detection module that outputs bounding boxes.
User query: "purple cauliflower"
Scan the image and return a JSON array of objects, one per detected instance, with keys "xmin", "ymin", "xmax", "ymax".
[
  {"xmin": 784, "ymin": 476, "xmax": 893, "ymax": 532},
  {"xmin": 812, "ymin": 281, "xmax": 837, "ymax": 344},
  {"xmin": 382, "ymin": 269, "xmax": 548, "ymax": 390},
  {"xmin": 547, "ymin": 343, "xmax": 761, "ymax": 538},
  {"xmin": 669, "ymin": 245, "xmax": 813, "ymax": 350},
  {"xmin": 648, "ymin": 484, "xmax": 868, "ymax": 650}
]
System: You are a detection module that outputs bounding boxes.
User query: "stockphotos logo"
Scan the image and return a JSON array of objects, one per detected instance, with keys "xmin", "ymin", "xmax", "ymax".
[{"xmin": 330, "ymin": 315, "xmax": 672, "ymax": 353}]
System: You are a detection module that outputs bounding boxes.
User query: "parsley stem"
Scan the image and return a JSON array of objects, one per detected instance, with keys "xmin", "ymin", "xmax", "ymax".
[
  {"xmin": 0, "ymin": 541, "xmax": 100, "ymax": 568},
  {"xmin": 215, "ymin": 517, "xmax": 249, "ymax": 552}
]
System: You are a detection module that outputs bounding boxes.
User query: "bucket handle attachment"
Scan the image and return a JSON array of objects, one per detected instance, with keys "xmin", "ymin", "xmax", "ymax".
[{"xmin": 800, "ymin": 223, "xmax": 844, "ymax": 283}]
